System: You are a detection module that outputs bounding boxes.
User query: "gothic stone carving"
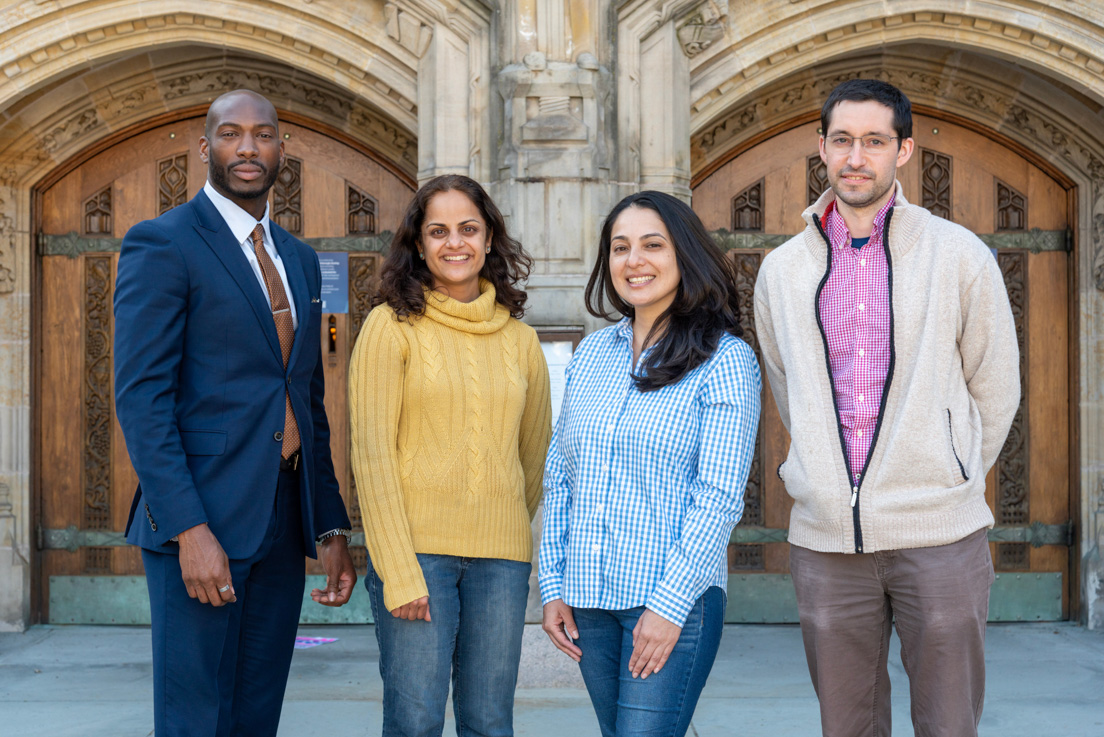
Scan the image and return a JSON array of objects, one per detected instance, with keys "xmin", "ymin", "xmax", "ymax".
[{"xmin": 677, "ymin": 1, "xmax": 727, "ymax": 58}]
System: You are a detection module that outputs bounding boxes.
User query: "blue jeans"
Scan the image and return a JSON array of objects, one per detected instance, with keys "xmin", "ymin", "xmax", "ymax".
[
  {"xmin": 574, "ymin": 587, "xmax": 725, "ymax": 737},
  {"xmin": 366, "ymin": 553, "xmax": 532, "ymax": 737}
]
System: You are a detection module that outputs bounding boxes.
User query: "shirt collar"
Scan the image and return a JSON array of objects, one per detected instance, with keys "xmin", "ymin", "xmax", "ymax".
[
  {"xmin": 614, "ymin": 316, "xmax": 634, "ymax": 343},
  {"xmin": 203, "ymin": 180, "xmax": 273, "ymax": 248},
  {"xmin": 823, "ymin": 192, "xmax": 895, "ymax": 252}
]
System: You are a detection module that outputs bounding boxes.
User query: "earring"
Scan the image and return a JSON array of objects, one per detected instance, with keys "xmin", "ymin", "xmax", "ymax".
[
  {"xmin": 418, "ymin": 252, "xmax": 425, "ymax": 260},
  {"xmin": 485, "ymin": 247, "xmax": 491, "ymax": 254}
]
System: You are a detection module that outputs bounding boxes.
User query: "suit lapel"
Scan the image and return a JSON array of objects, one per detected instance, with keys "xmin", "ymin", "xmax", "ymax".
[
  {"xmin": 272, "ymin": 224, "xmax": 311, "ymax": 367},
  {"xmin": 190, "ymin": 191, "xmax": 283, "ymax": 365}
]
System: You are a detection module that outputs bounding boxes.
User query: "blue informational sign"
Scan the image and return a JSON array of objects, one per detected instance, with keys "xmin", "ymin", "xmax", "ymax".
[{"xmin": 318, "ymin": 252, "xmax": 349, "ymax": 314}]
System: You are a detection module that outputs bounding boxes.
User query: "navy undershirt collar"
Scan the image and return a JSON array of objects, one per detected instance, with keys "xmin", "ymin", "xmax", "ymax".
[{"xmin": 850, "ymin": 236, "xmax": 870, "ymax": 250}]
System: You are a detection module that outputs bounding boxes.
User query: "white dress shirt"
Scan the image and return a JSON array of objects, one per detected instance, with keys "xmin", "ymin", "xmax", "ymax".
[{"xmin": 203, "ymin": 180, "xmax": 298, "ymax": 329}]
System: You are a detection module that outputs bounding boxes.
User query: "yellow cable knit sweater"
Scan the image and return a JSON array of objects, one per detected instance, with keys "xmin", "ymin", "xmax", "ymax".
[{"xmin": 348, "ymin": 280, "xmax": 552, "ymax": 611}]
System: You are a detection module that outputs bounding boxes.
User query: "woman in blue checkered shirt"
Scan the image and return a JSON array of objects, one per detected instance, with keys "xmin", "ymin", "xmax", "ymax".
[{"xmin": 538, "ymin": 190, "xmax": 761, "ymax": 736}]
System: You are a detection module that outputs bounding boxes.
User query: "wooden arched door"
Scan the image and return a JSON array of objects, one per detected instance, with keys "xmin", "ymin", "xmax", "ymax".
[
  {"xmin": 694, "ymin": 113, "xmax": 1074, "ymax": 622},
  {"xmin": 35, "ymin": 114, "xmax": 415, "ymax": 623}
]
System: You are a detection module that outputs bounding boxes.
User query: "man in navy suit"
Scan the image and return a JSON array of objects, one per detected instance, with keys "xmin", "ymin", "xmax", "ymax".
[{"xmin": 114, "ymin": 89, "xmax": 357, "ymax": 737}]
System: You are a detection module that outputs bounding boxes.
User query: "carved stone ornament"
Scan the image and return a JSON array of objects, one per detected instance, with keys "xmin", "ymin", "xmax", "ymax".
[
  {"xmin": 0, "ymin": 188, "xmax": 15, "ymax": 293},
  {"xmin": 384, "ymin": 2, "xmax": 434, "ymax": 58},
  {"xmin": 677, "ymin": 1, "xmax": 727, "ymax": 58}
]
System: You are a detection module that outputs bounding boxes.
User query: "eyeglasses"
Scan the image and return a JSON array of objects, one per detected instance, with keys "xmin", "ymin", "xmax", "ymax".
[{"xmin": 824, "ymin": 135, "xmax": 900, "ymax": 154}]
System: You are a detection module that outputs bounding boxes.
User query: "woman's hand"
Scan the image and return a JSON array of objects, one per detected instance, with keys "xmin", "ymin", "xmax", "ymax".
[
  {"xmin": 629, "ymin": 608, "xmax": 681, "ymax": 679},
  {"xmin": 542, "ymin": 599, "xmax": 582, "ymax": 662},
  {"xmin": 390, "ymin": 596, "xmax": 431, "ymax": 621}
]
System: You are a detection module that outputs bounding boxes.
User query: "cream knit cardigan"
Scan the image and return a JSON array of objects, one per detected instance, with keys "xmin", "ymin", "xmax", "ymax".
[
  {"xmin": 754, "ymin": 185, "xmax": 1019, "ymax": 554},
  {"xmin": 349, "ymin": 280, "xmax": 552, "ymax": 611}
]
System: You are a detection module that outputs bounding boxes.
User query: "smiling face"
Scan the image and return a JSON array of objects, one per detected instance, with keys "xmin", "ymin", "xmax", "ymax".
[
  {"xmin": 419, "ymin": 189, "xmax": 490, "ymax": 303},
  {"xmin": 608, "ymin": 205, "xmax": 681, "ymax": 325},
  {"xmin": 819, "ymin": 99, "xmax": 914, "ymax": 217},
  {"xmin": 199, "ymin": 91, "xmax": 284, "ymax": 220}
]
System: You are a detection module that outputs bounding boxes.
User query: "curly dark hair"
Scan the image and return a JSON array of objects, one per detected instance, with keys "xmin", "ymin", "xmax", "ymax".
[
  {"xmin": 373, "ymin": 175, "xmax": 532, "ymax": 320},
  {"xmin": 585, "ymin": 190, "xmax": 744, "ymax": 392}
]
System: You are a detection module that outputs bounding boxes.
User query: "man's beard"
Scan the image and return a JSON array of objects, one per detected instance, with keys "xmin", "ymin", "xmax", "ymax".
[
  {"xmin": 210, "ymin": 160, "xmax": 281, "ymax": 200},
  {"xmin": 831, "ymin": 167, "xmax": 893, "ymax": 210}
]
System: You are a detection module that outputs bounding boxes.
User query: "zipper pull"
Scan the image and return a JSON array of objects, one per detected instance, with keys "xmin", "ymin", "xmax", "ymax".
[{"xmin": 850, "ymin": 486, "xmax": 859, "ymax": 507}]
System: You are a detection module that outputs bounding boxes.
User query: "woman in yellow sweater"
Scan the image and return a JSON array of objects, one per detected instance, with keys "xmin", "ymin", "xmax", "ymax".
[{"xmin": 348, "ymin": 174, "xmax": 551, "ymax": 737}]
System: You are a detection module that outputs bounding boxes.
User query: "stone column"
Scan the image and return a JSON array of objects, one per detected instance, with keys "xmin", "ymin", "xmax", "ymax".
[{"xmin": 0, "ymin": 180, "xmax": 31, "ymax": 632}]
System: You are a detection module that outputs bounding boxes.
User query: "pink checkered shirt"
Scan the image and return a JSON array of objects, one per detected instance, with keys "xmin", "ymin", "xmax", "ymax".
[{"xmin": 817, "ymin": 196, "xmax": 895, "ymax": 485}]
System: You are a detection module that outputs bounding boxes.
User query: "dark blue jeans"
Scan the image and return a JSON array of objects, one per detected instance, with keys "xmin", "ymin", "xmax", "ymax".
[
  {"xmin": 573, "ymin": 586, "xmax": 725, "ymax": 737},
  {"xmin": 366, "ymin": 553, "xmax": 532, "ymax": 737}
]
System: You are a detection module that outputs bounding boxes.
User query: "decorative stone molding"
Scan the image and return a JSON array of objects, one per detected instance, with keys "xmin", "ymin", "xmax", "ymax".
[
  {"xmin": 690, "ymin": 7, "xmax": 1104, "ymax": 126},
  {"xmin": 0, "ymin": 8, "xmax": 419, "ymax": 133},
  {"xmin": 0, "ymin": 53, "xmax": 419, "ymax": 189},
  {"xmin": 677, "ymin": 1, "xmax": 726, "ymax": 58},
  {"xmin": 0, "ymin": 187, "xmax": 14, "ymax": 293},
  {"xmin": 384, "ymin": 3, "xmax": 434, "ymax": 57}
]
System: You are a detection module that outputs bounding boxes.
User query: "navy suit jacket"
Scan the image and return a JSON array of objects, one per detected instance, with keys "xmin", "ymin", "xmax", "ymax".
[{"xmin": 114, "ymin": 190, "xmax": 350, "ymax": 559}]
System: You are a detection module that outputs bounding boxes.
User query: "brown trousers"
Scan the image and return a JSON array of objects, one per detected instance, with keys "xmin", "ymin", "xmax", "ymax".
[{"xmin": 790, "ymin": 528, "xmax": 994, "ymax": 737}]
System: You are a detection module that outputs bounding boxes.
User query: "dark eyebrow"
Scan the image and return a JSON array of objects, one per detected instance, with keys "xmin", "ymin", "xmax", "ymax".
[{"xmin": 425, "ymin": 219, "xmax": 480, "ymax": 228}]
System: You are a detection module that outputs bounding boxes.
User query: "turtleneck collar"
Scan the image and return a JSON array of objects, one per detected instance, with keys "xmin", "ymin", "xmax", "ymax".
[{"xmin": 422, "ymin": 278, "xmax": 511, "ymax": 334}]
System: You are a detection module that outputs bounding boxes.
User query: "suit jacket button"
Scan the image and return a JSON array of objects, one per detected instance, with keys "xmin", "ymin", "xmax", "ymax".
[
  {"xmin": 274, "ymin": 431, "xmax": 283, "ymax": 441},
  {"xmin": 150, "ymin": 521, "xmax": 157, "ymax": 532}
]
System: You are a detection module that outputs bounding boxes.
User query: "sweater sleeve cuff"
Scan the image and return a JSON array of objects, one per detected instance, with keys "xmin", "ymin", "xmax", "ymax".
[{"xmin": 645, "ymin": 582, "xmax": 697, "ymax": 627}]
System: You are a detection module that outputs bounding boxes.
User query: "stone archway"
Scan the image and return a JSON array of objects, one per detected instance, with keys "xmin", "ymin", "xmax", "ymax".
[{"xmin": 687, "ymin": 14, "xmax": 1104, "ymax": 626}]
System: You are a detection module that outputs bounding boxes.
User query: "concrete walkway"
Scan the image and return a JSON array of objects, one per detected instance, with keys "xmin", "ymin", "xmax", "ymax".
[{"xmin": 1, "ymin": 623, "xmax": 1102, "ymax": 736}]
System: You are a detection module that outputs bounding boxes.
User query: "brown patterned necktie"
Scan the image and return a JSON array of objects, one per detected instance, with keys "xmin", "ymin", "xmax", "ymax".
[{"xmin": 250, "ymin": 224, "xmax": 301, "ymax": 458}]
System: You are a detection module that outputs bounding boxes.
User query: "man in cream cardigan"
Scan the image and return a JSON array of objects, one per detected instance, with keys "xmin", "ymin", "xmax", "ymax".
[{"xmin": 754, "ymin": 79, "xmax": 1019, "ymax": 737}]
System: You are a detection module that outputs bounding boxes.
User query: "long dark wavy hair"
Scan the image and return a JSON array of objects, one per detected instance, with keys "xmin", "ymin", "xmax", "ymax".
[
  {"xmin": 585, "ymin": 191, "xmax": 744, "ymax": 392},
  {"xmin": 373, "ymin": 175, "xmax": 533, "ymax": 320}
]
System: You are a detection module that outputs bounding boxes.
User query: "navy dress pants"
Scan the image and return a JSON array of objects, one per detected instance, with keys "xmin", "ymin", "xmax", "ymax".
[{"xmin": 141, "ymin": 467, "xmax": 306, "ymax": 737}]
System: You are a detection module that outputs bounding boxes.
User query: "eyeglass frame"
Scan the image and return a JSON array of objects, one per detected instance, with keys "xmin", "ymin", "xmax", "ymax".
[{"xmin": 822, "ymin": 134, "xmax": 902, "ymax": 154}]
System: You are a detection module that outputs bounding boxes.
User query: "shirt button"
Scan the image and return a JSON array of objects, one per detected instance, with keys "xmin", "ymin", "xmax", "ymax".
[
  {"xmin": 591, "ymin": 543, "xmax": 601, "ymax": 553},
  {"xmin": 859, "ymin": 349, "xmax": 865, "ymax": 357},
  {"xmin": 606, "ymin": 424, "xmax": 615, "ymax": 434},
  {"xmin": 857, "ymin": 429, "xmax": 864, "ymax": 438},
  {"xmin": 601, "ymin": 464, "xmax": 609, "ymax": 473},
  {"xmin": 274, "ymin": 431, "xmax": 284, "ymax": 441},
  {"xmin": 860, "ymin": 259, "xmax": 866, "ymax": 266},
  {"xmin": 858, "ymin": 394, "xmax": 864, "ymax": 403},
  {"xmin": 858, "ymin": 303, "xmax": 865, "ymax": 311}
]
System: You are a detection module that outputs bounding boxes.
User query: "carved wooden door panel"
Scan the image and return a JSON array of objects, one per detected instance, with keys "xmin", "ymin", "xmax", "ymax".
[
  {"xmin": 36, "ymin": 115, "xmax": 413, "ymax": 623},
  {"xmin": 693, "ymin": 114, "xmax": 1073, "ymax": 622}
]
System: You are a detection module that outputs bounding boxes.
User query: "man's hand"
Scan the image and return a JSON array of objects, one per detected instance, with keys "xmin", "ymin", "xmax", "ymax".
[
  {"xmin": 176, "ymin": 523, "xmax": 235, "ymax": 606},
  {"xmin": 390, "ymin": 596, "xmax": 431, "ymax": 621},
  {"xmin": 629, "ymin": 608, "xmax": 681, "ymax": 679},
  {"xmin": 310, "ymin": 536, "xmax": 357, "ymax": 607},
  {"xmin": 542, "ymin": 599, "xmax": 582, "ymax": 662}
]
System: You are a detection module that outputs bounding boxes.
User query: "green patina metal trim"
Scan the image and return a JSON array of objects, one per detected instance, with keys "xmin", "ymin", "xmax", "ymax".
[
  {"xmin": 49, "ymin": 575, "xmax": 374, "ymax": 625},
  {"xmin": 731, "ymin": 526, "xmax": 789, "ymax": 544},
  {"xmin": 39, "ymin": 231, "xmax": 394, "ymax": 257},
  {"xmin": 988, "ymin": 572, "xmax": 1063, "ymax": 622},
  {"xmin": 302, "ymin": 233, "xmax": 393, "ymax": 252},
  {"xmin": 725, "ymin": 571, "xmax": 1064, "ymax": 624},
  {"xmin": 988, "ymin": 521, "xmax": 1072, "ymax": 547},
  {"xmin": 725, "ymin": 574, "xmax": 800, "ymax": 623},
  {"xmin": 39, "ymin": 232, "xmax": 121, "ymax": 257},
  {"xmin": 709, "ymin": 228, "xmax": 1068, "ymax": 252}
]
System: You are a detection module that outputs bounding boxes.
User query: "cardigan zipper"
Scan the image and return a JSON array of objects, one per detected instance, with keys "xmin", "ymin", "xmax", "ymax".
[{"xmin": 811, "ymin": 208, "xmax": 897, "ymax": 554}]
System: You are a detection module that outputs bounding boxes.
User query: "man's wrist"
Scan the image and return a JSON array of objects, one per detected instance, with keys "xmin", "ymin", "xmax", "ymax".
[{"xmin": 315, "ymin": 528, "xmax": 351, "ymax": 546}]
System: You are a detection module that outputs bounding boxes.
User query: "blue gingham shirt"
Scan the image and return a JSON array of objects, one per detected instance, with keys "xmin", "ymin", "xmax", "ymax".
[{"xmin": 538, "ymin": 318, "xmax": 762, "ymax": 626}]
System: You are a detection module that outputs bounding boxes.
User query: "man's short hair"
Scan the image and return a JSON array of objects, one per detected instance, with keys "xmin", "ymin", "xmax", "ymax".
[{"xmin": 821, "ymin": 79, "xmax": 913, "ymax": 142}]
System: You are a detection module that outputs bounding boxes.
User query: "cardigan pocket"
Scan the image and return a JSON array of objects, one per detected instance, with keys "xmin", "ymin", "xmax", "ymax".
[{"xmin": 945, "ymin": 409, "xmax": 970, "ymax": 484}]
